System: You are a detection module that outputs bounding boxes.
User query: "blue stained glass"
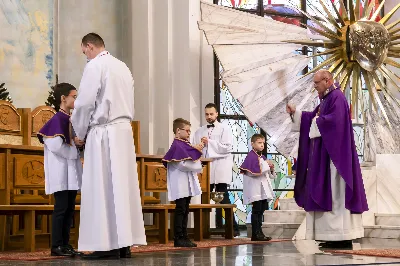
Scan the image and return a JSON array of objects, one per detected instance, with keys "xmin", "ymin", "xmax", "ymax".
[
  {"xmin": 308, "ymin": 47, "xmax": 326, "ymax": 72},
  {"xmin": 306, "ymin": 0, "xmax": 341, "ymax": 17},
  {"xmin": 220, "ymin": 84, "xmax": 244, "ymax": 115},
  {"xmin": 220, "ymin": 119, "xmax": 259, "ymax": 153}
]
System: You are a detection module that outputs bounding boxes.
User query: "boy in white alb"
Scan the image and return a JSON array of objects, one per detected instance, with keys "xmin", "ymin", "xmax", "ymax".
[
  {"xmin": 38, "ymin": 83, "xmax": 84, "ymax": 257},
  {"xmin": 162, "ymin": 118, "xmax": 204, "ymax": 247},
  {"xmin": 240, "ymin": 134, "xmax": 276, "ymax": 241}
]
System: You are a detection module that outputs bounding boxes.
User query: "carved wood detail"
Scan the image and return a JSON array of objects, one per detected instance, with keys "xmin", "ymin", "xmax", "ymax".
[
  {"xmin": 0, "ymin": 101, "xmax": 21, "ymax": 133},
  {"xmin": 144, "ymin": 163, "xmax": 167, "ymax": 191},
  {"xmin": 13, "ymin": 155, "xmax": 45, "ymax": 188},
  {"xmin": 31, "ymin": 106, "xmax": 56, "ymax": 135}
]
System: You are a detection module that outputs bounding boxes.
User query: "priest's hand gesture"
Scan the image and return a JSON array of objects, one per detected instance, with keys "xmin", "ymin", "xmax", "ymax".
[{"xmin": 286, "ymin": 103, "xmax": 296, "ymax": 115}]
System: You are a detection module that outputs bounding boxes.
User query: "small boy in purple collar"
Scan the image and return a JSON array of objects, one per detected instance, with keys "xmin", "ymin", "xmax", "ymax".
[
  {"xmin": 240, "ymin": 134, "xmax": 276, "ymax": 241},
  {"xmin": 162, "ymin": 118, "xmax": 204, "ymax": 247},
  {"xmin": 38, "ymin": 83, "xmax": 84, "ymax": 257}
]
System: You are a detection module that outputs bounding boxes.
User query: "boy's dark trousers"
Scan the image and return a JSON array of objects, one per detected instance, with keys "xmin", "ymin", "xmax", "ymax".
[
  {"xmin": 174, "ymin": 196, "xmax": 191, "ymax": 238},
  {"xmin": 251, "ymin": 199, "xmax": 268, "ymax": 237},
  {"xmin": 52, "ymin": 190, "xmax": 78, "ymax": 248}
]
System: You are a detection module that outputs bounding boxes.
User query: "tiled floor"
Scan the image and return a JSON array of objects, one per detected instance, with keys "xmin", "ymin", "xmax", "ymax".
[{"xmin": 1, "ymin": 238, "xmax": 400, "ymax": 266}]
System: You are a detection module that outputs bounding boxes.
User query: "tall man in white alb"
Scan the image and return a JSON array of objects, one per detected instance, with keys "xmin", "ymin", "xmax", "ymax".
[
  {"xmin": 71, "ymin": 33, "xmax": 146, "ymax": 260},
  {"xmin": 192, "ymin": 103, "xmax": 240, "ymax": 236}
]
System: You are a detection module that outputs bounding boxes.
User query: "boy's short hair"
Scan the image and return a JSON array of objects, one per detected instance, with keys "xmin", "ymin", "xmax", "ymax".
[
  {"xmin": 173, "ymin": 118, "xmax": 191, "ymax": 134},
  {"xmin": 251, "ymin": 133, "xmax": 265, "ymax": 143},
  {"xmin": 53, "ymin": 83, "xmax": 77, "ymax": 111}
]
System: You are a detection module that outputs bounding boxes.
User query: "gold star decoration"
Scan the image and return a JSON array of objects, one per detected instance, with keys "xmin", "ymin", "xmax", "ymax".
[{"xmin": 287, "ymin": 1, "xmax": 400, "ymax": 127}]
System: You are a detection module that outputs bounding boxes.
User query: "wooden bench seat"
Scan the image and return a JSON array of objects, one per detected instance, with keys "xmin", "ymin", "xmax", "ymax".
[
  {"xmin": 0, "ymin": 203, "xmax": 235, "ymax": 251},
  {"xmin": 142, "ymin": 204, "xmax": 235, "ymax": 244},
  {"xmin": 0, "ymin": 205, "xmax": 80, "ymax": 252}
]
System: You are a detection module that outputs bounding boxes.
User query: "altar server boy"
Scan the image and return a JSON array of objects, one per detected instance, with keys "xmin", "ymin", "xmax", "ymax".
[
  {"xmin": 162, "ymin": 118, "xmax": 204, "ymax": 247},
  {"xmin": 38, "ymin": 83, "xmax": 83, "ymax": 257},
  {"xmin": 241, "ymin": 134, "xmax": 276, "ymax": 241}
]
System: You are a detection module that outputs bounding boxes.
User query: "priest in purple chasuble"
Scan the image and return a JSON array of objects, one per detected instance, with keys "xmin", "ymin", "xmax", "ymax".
[{"xmin": 287, "ymin": 69, "xmax": 368, "ymax": 249}]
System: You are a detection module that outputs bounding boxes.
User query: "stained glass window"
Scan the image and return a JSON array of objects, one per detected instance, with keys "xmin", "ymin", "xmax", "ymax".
[
  {"xmin": 308, "ymin": 47, "xmax": 326, "ymax": 71},
  {"xmin": 306, "ymin": 0, "xmax": 341, "ymax": 17},
  {"xmin": 228, "ymin": 191, "xmax": 252, "ymax": 225},
  {"xmin": 264, "ymin": 15, "xmax": 301, "ymax": 26},
  {"xmin": 263, "ymin": 0, "xmax": 302, "ymax": 16},
  {"xmin": 220, "ymin": 84, "xmax": 244, "ymax": 115}
]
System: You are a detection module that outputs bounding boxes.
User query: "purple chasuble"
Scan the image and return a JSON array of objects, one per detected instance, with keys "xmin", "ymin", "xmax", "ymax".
[
  {"xmin": 295, "ymin": 84, "xmax": 368, "ymax": 214},
  {"xmin": 240, "ymin": 150, "xmax": 267, "ymax": 174},
  {"xmin": 162, "ymin": 138, "xmax": 202, "ymax": 167},
  {"xmin": 37, "ymin": 111, "xmax": 71, "ymax": 145}
]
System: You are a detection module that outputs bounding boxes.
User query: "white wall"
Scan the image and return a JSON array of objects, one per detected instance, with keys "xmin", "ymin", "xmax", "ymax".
[
  {"xmin": 128, "ymin": 0, "xmax": 214, "ymax": 224},
  {"xmin": 54, "ymin": 0, "xmax": 215, "ymax": 152},
  {"xmin": 57, "ymin": 0, "xmax": 130, "ymax": 87},
  {"xmin": 130, "ymin": 0, "xmax": 214, "ymax": 155}
]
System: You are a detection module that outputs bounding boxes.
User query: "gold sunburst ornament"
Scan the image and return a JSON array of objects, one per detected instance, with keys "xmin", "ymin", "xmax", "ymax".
[
  {"xmin": 198, "ymin": 1, "xmax": 400, "ymax": 157},
  {"xmin": 287, "ymin": 0, "xmax": 400, "ymax": 127}
]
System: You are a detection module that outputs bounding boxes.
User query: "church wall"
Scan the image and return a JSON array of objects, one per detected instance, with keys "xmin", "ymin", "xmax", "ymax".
[
  {"xmin": 130, "ymin": 0, "xmax": 214, "ymax": 155},
  {"xmin": 1, "ymin": 0, "xmax": 214, "ymax": 152},
  {"xmin": 129, "ymin": 0, "xmax": 214, "ymax": 223},
  {"xmin": 0, "ymin": 0, "xmax": 55, "ymax": 108},
  {"xmin": 58, "ymin": 0, "xmax": 130, "ymax": 88}
]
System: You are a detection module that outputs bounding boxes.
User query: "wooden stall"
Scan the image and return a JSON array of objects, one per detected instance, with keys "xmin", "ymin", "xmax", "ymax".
[{"xmin": 0, "ymin": 101, "xmax": 235, "ymax": 251}]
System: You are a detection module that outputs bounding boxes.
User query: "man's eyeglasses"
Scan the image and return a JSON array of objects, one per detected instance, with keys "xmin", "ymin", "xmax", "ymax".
[{"xmin": 314, "ymin": 78, "xmax": 327, "ymax": 85}]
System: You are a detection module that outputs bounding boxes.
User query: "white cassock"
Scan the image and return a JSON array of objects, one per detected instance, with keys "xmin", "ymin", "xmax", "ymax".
[
  {"xmin": 192, "ymin": 121, "xmax": 233, "ymax": 184},
  {"xmin": 71, "ymin": 50, "xmax": 146, "ymax": 251},
  {"xmin": 242, "ymin": 159, "xmax": 276, "ymax": 205},
  {"xmin": 292, "ymin": 110, "xmax": 364, "ymax": 241},
  {"xmin": 43, "ymin": 137, "xmax": 82, "ymax": 195},
  {"xmin": 167, "ymin": 160, "xmax": 203, "ymax": 201}
]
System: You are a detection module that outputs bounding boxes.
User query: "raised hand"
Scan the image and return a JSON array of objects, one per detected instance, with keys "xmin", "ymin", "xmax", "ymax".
[
  {"xmin": 266, "ymin": 160, "xmax": 275, "ymax": 172},
  {"xmin": 201, "ymin": 137, "xmax": 208, "ymax": 145},
  {"xmin": 194, "ymin": 143, "xmax": 204, "ymax": 151},
  {"xmin": 286, "ymin": 103, "xmax": 296, "ymax": 114}
]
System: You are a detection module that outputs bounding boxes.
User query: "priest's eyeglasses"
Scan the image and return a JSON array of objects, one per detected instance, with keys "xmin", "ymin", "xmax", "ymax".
[{"xmin": 314, "ymin": 78, "xmax": 327, "ymax": 85}]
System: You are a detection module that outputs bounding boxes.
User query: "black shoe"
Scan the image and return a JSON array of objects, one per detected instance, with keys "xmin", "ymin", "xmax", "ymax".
[
  {"xmin": 119, "ymin": 246, "xmax": 132, "ymax": 258},
  {"xmin": 64, "ymin": 244, "xmax": 83, "ymax": 256},
  {"xmin": 51, "ymin": 246, "xmax": 75, "ymax": 257},
  {"xmin": 251, "ymin": 232, "xmax": 272, "ymax": 241},
  {"xmin": 183, "ymin": 236, "xmax": 197, "ymax": 247},
  {"xmin": 80, "ymin": 250, "xmax": 120, "ymax": 260},
  {"xmin": 234, "ymin": 230, "xmax": 240, "ymax": 237},
  {"xmin": 258, "ymin": 230, "xmax": 272, "ymax": 241},
  {"xmin": 174, "ymin": 236, "xmax": 194, "ymax": 247}
]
